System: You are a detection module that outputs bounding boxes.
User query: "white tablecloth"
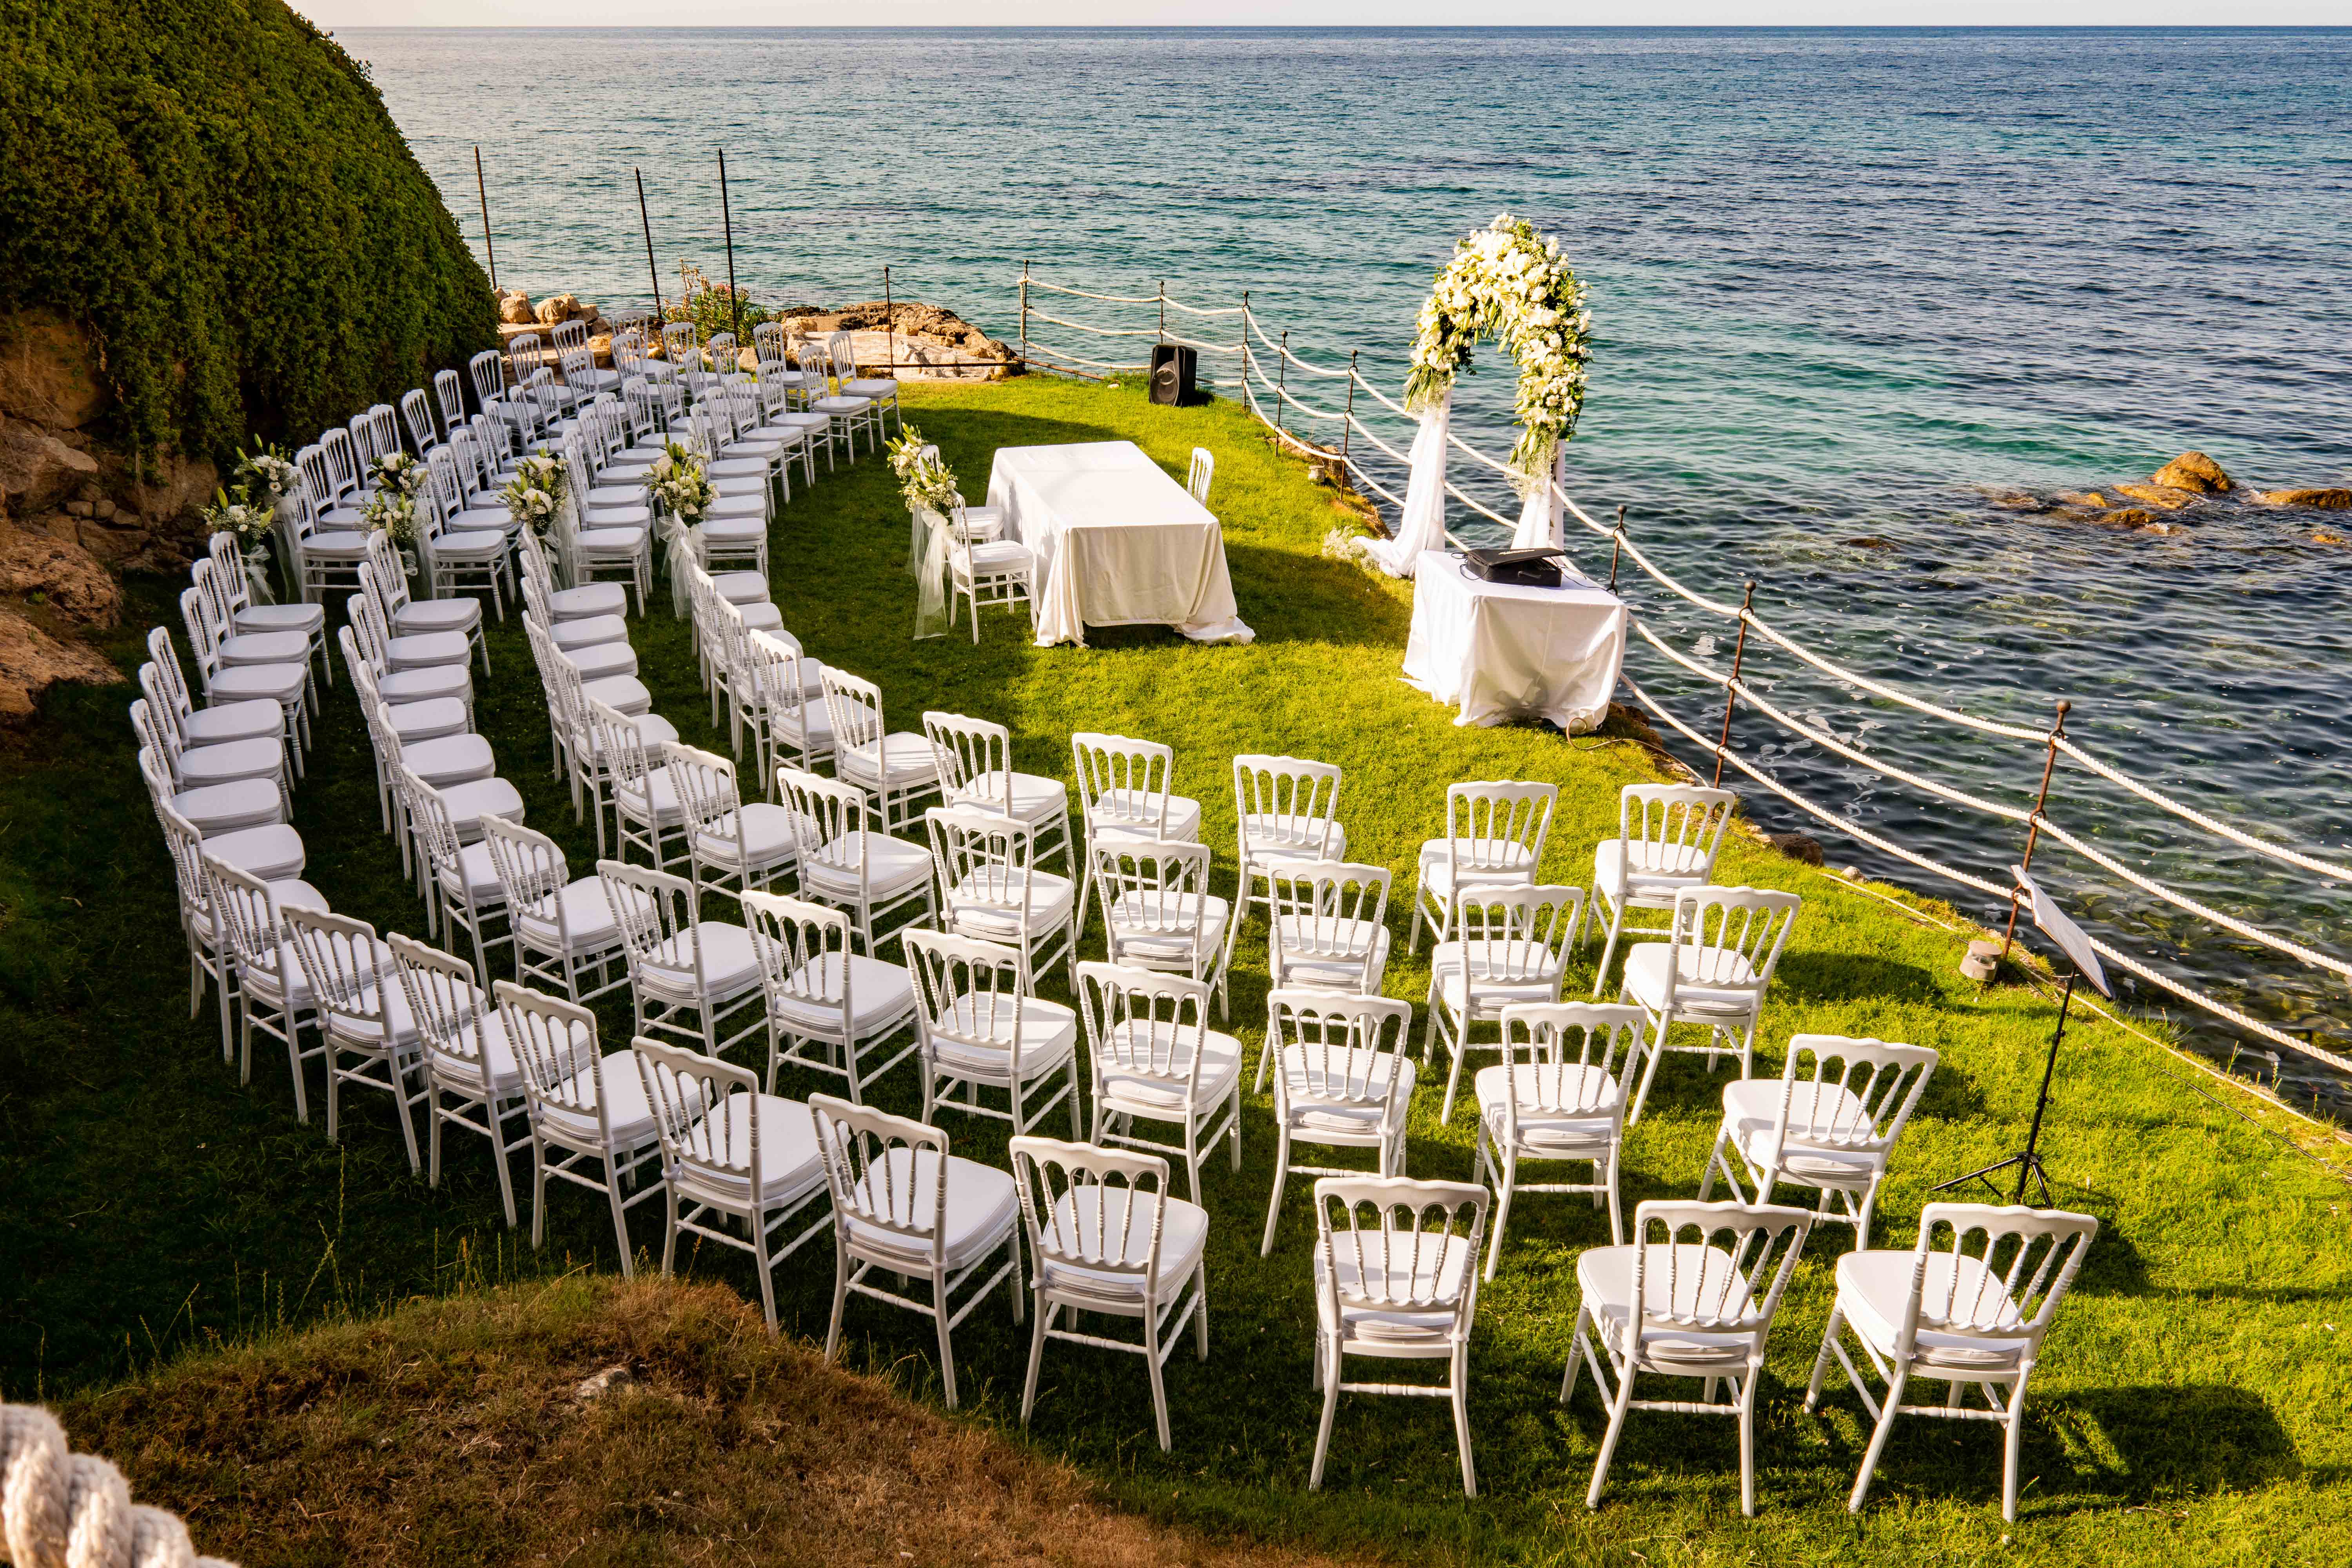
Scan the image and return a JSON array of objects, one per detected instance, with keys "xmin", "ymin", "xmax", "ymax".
[
  {"xmin": 984, "ymin": 441, "xmax": 1253, "ymax": 648},
  {"xmin": 1401, "ymin": 551, "xmax": 1628, "ymax": 733}
]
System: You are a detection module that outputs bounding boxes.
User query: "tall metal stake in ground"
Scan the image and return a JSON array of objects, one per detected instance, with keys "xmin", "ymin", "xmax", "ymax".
[
  {"xmin": 2001, "ymin": 699, "xmax": 2073, "ymax": 960},
  {"xmin": 717, "ymin": 147, "xmax": 744, "ymax": 348},
  {"xmin": 1341, "ymin": 352, "xmax": 1357, "ymax": 471},
  {"xmin": 635, "ymin": 169, "xmax": 664, "ymax": 321},
  {"xmin": 1608, "ymin": 505, "xmax": 1627, "ymax": 592},
  {"xmin": 1712, "ymin": 579, "xmax": 1757, "ymax": 788},
  {"xmin": 1158, "ymin": 281, "xmax": 1167, "ymax": 345},
  {"xmin": 473, "ymin": 146, "xmax": 498, "ymax": 294},
  {"xmin": 1239, "ymin": 292, "xmax": 1251, "ymax": 404},
  {"xmin": 1276, "ymin": 330, "xmax": 1290, "ymax": 441},
  {"xmin": 883, "ymin": 265, "xmax": 895, "ymax": 376},
  {"xmin": 1019, "ymin": 261, "xmax": 1031, "ymax": 368}
]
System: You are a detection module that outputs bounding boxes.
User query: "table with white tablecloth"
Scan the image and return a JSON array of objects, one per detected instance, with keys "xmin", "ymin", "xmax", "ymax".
[
  {"xmin": 984, "ymin": 441, "xmax": 1254, "ymax": 649},
  {"xmin": 1401, "ymin": 550, "xmax": 1628, "ymax": 733}
]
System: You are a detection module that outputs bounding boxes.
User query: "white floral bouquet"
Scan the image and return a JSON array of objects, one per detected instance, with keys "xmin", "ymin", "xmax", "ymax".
[
  {"xmin": 646, "ymin": 440, "xmax": 715, "ymax": 525},
  {"xmin": 1405, "ymin": 213, "xmax": 1593, "ymax": 484},
  {"xmin": 501, "ymin": 450, "xmax": 566, "ymax": 535},
  {"xmin": 203, "ymin": 487, "xmax": 276, "ymax": 545},
  {"xmin": 361, "ymin": 486, "xmax": 419, "ymax": 547},
  {"xmin": 368, "ymin": 449, "xmax": 428, "ymax": 500},
  {"xmin": 232, "ymin": 439, "xmax": 299, "ymax": 517},
  {"xmin": 885, "ymin": 425, "xmax": 964, "ymax": 517}
]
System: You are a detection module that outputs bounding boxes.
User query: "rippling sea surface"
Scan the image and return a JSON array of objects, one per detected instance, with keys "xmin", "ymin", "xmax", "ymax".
[{"xmin": 358, "ymin": 27, "xmax": 2352, "ymax": 1103}]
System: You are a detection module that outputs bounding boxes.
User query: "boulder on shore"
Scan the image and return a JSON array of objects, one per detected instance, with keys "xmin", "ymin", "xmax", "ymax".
[
  {"xmin": 2152, "ymin": 451, "xmax": 2232, "ymax": 494},
  {"xmin": 2254, "ymin": 488, "xmax": 2352, "ymax": 510},
  {"xmin": 0, "ymin": 604, "xmax": 119, "ymax": 724},
  {"xmin": 1765, "ymin": 831, "xmax": 1825, "ymax": 866},
  {"xmin": 0, "ymin": 524, "xmax": 120, "ymax": 626},
  {"xmin": 497, "ymin": 290, "xmax": 535, "ymax": 325}
]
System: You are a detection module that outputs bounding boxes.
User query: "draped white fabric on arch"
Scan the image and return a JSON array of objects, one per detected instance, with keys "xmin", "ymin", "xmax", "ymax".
[
  {"xmin": 1372, "ymin": 391, "xmax": 1452, "ymax": 578},
  {"xmin": 1510, "ymin": 449, "xmax": 1569, "ymax": 553}
]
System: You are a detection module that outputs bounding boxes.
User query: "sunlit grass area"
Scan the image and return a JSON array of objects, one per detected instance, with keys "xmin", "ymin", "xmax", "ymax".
[{"xmin": 4, "ymin": 376, "xmax": 2349, "ymax": 1565}]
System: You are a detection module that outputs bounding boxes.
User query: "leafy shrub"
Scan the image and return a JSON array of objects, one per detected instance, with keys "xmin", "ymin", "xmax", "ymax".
[
  {"xmin": 661, "ymin": 261, "xmax": 770, "ymax": 345},
  {"xmin": 0, "ymin": 0, "xmax": 497, "ymax": 461}
]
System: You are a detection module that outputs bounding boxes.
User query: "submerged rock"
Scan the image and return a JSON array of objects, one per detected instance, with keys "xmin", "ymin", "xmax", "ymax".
[
  {"xmin": 2152, "ymin": 450, "xmax": 2232, "ymax": 494},
  {"xmin": 2113, "ymin": 482, "xmax": 2196, "ymax": 510},
  {"xmin": 2105, "ymin": 508, "xmax": 2157, "ymax": 526},
  {"xmin": 2055, "ymin": 490, "xmax": 2109, "ymax": 509},
  {"xmin": 2255, "ymin": 488, "xmax": 2352, "ymax": 510}
]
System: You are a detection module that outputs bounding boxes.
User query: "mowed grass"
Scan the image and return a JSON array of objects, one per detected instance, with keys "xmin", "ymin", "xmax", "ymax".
[{"xmin": 3, "ymin": 374, "xmax": 2350, "ymax": 1565}]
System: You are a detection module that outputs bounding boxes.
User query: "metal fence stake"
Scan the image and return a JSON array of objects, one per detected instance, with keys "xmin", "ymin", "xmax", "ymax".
[
  {"xmin": 1608, "ymin": 504, "xmax": 1626, "ymax": 592},
  {"xmin": 1341, "ymin": 351, "xmax": 1358, "ymax": 471},
  {"xmin": 2001, "ymin": 699, "xmax": 2073, "ymax": 960},
  {"xmin": 1019, "ymin": 261, "xmax": 1030, "ymax": 368},
  {"xmin": 717, "ymin": 147, "xmax": 743, "ymax": 348},
  {"xmin": 1712, "ymin": 579, "xmax": 1757, "ymax": 788},
  {"xmin": 635, "ymin": 168, "xmax": 663, "ymax": 321},
  {"xmin": 1277, "ymin": 330, "xmax": 1289, "ymax": 440},
  {"xmin": 474, "ymin": 146, "xmax": 497, "ymax": 294}
]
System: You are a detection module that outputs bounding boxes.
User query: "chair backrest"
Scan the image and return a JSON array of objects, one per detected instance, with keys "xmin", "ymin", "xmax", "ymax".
[
  {"xmin": 394, "ymin": 764, "xmax": 468, "ymax": 877},
  {"xmin": 480, "ymin": 813, "xmax": 572, "ymax": 933},
  {"xmin": 1269, "ymin": 859, "xmax": 1392, "ymax": 965},
  {"xmin": 926, "ymin": 805, "xmax": 1048, "ymax": 936},
  {"xmin": 344, "ymin": 591, "xmax": 395, "ymax": 677},
  {"xmin": 901, "ymin": 926, "xmax": 1032, "ymax": 1062},
  {"xmin": 632, "ymin": 1034, "xmax": 767, "ymax": 1203},
  {"xmin": 1894, "ymin": 1203, "xmax": 2099, "ymax": 1359},
  {"xmin": 1266, "ymin": 990, "xmax": 1415, "ymax": 1115},
  {"xmin": 282, "ymin": 905, "xmax": 385, "ymax": 1028},
  {"xmin": 130, "ymin": 680, "xmax": 185, "ymax": 772},
  {"xmin": 740, "ymin": 889, "xmax": 855, "ymax": 1039},
  {"xmin": 775, "ymin": 765, "xmax": 871, "ymax": 885},
  {"xmin": 1616, "ymin": 784, "xmax": 1737, "ymax": 887},
  {"xmin": 1495, "ymin": 1001, "xmax": 1646, "ymax": 1121},
  {"xmin": 1441, "ymin": 780, "xmax": 1557, "ymax": 878},
  {"xmin": 319, "ymin": 426, "xmax": 362, "ymax": 501},
  {"xmin": 1011, "ymin": 1135, "xmax": 1175, "ymax": 1299},
  {"xmin": 189, "ymin": 556, "xmax": 245, "ymax": 643},
  {"xmin": 559, "ymin": 348, "xmax": 597, "ymax": 403},
  {"xmin": 1447, "ymin": 883, "xmax": 1583, "ymax": 987},
  {"xmin": 176, "ymin": 585, "xmax": 228, "ymax": 680},
  {"xmin": 1070, "ymin": 731, "xmax": 1178, "ymax": 838},
  {"xmin": 356, "ymin": 556, "xmax": 406, "ymax": 636},
  {"xmin": 424, "ymin": 445, "xmax": 467, "ymax": 519},
  {"xmin": 1664, "ymin": 886, "xmax": 1803, "ymax": 1000},
  {"xmin": 751, "ymin": 320, "xmax": 788, "ymax": 368},
  {"xmin": 745, "ymin": 628, "xmax": 824, "ymax": 733},
  {"xmin": 584, "ymin": 697, "xmax": 666, "ymax": 804},
  {"xmin": 552, "ymin": 319, "xmax": 589, "ymax": 355},
  {"xmin": 825, "ymin": 332, "xmax": 858, "ymax": 379},
  {"xmin": 1187, "ymin": 446, "xmax": 1212, "ymax": 505},
  {"xmin": 1624, "ymin": 1200, "xmax": 1813, "ymax": 1353},
  {"xmin": 626, "ymin": 375, "xmax": 671, "ymax": 443},
  {"xmin": 704, "ymin": 332, "xmax": 738, "ymax": 378},
  {"xmin": 468, "ymin": 348, "xmax": 507, "ymax": 408},
  {"xmin": 472, "ymin": 412, "xmax": 518, "ymax": 472},
  {"xmin": 206, "ymin": 853, "xmax": 298, "ymax": 984},
  {"xmin": 595, "ymin": 857, "xmax": 698, "ymax": 978},
  {"xmin": 921, "ymin": 710, "xmax": 1022, "ymax": 815},
  {"xmin": 143, "ymin": 626, "xmax": 198, "ymax": 720},
  {"xmin": 818, "ymin": 665, "xmax": 887, "ymax": 760},
  {"xmin": 149, "ymin": 783, "xmax": 214, "ymax": 916},
  {"xmin": 1075, "ymin": 961, "xmax": 1216, "ymax": 1099},
  {"xmin": 401, "ymin": 388, "xmax": 439, "ymax": 454},
  {"xmin": 387, "ymin": 931, "xmax": 498, "ymax": 1078},
  {"xmin": 205, "ymin": 532, "xmax": 256, "ymax": 618},
  {"xmin": 1313, "ymin": 1175, "xmax": 1488, "ymax": 1334},
  {"xmin": 664, "ymin": 743, "xmax": 742, "ymax": 843},
  {"xmin": 296, "ymin": 443, "xmax": 336, "ymax": 512},
  {"xmin": 661, "ymin": 320, "xmax": 699, "ymax": 373},
  {"xmin": 1233, "ymin": 753, "xmax": 1343, "ymax": 857},
  {"xmin": 348, "ymin": 410, "xmax": 384, "ymax": 470},
  {"xmin": 434, "ymin": 367, "xmax": 466, "ymax": 433},
  {"xmin": 809, "ymin": 1093, "xmax": 949, "ymax": 1267},
  {"xmin": 611, "ymin": 332, "xmax": 648, "ymax": 379},
  {"xmin": 1765, "ymin": 1034, "xmax": 1939, "ymax": 1158},
  {"xmin": 492, "ymin": 978, "xmax": 607, "ymax": 1130},
  {"xmin": 1091, "ymin": 839, "xmax": 1214, "ymax": 957}
]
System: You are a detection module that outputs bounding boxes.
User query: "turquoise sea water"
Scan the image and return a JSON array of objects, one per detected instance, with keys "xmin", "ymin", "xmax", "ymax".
[{"xmin": 356, "ymin": 27, "xmax": 2352, "ymax": 1095}]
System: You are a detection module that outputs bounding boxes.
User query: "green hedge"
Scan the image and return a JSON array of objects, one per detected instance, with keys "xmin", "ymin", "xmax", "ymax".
[{"xmin": 0, "ymin": 0, "xmax": 495, "ymax": 461}]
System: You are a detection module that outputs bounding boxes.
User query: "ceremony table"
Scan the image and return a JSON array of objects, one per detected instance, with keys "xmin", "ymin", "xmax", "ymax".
[
  {"xmin": 1401, "ymin": 550, "xmax": 1628, "ymax": 733},
  {"xmin": 984, "ymin": 441, "xmax": 1254, "ymax": 648}
]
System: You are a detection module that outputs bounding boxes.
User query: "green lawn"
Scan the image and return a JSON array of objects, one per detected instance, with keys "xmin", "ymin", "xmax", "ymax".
[{"xmin": 4, "ymin": 376, "xmax": 2349, "ymax": 1564}]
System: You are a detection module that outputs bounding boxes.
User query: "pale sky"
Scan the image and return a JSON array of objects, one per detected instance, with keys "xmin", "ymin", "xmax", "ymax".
[{"xmin": 292, "ymin": 4, "xmax": 2350, "ymax": 27}]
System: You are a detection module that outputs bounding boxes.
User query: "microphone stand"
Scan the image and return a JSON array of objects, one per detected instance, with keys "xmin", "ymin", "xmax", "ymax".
[{"xmin": 1934, "ymin": 969, "xmax": 2075, "ymax": 1208}]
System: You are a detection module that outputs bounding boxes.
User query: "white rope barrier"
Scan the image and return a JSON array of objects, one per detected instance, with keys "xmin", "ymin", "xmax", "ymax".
[
  {"xmin": 1019, "ymin": 276, "xmax": 1161, "ymax": 305},
  {"xmin": 1025, "ymin": 307, "xmax": 1163, "ymax": 340},
  {"xmin": 0, "ymin": 1404, "xmax": 234, "ymax": 1568},
  {"xmin": 1022, "ymin": 339, "xmax": 1147, "ymax": 374},
  {"xmin": 1029, "ymin": 266, "xmax": 2352, "ymax": 1078},
  {"xmin": 1162, "ymin": 295, "xmax": 1246, "ymax": 318},
  {"xmin": 1162, "ymin": 333, "xmax": 1241, "ymax": 356}
]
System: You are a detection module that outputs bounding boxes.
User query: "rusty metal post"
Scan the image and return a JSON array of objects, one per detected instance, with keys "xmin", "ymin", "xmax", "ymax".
[
  {"xmin": 883, "ymin": 264, "xmax": 895, "ymax": 376},
  {"xmin": 1608, "ymin": 504, "xmax": 1626, "ymax": 592},
  {"xmin": 1158, "ymin": 281, "xmax": 1167, "ymax": 345},
  {"xmin": 2001, "ymin": 699, "xmax": 2073, "ymax": 959},
  {"xmin": 474, "ymin": 146, "xmax": 497, "ymax": 294},
  {"xmin": 717, "ymin": 147, "xmax": 743, "ymax": 348},
  {"xmin": 1239, "ymin": 290, "xmax": 1251, "ymax": 409},
  {"xmin": 1711, "ymin": 579, "xmax": 1757, "ymax": 788},
  {"xmin": 635, "ymin": 169, "xmax": 663, "ymax": 322},
  {"xmin": 1019, "ymin": 261, "xmax": 1030, "ymax": 368},
  {"xmin": 1276, "ymin": 330, "xmax": 1290, "ymax": 440},
  {"xmin": 1341, "ymin": 350, "xmax": 1358, "ymax": 469}
]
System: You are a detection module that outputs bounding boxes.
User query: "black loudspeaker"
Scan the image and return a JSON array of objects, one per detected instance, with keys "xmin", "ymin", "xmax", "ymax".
[
  {"xmin": 1149, "ymin": 343, "xmax": 1198, "ymax": 406},
  {"xmin": 1462, "ymin": 546, "xmax": 1567, "ymax": 588}
]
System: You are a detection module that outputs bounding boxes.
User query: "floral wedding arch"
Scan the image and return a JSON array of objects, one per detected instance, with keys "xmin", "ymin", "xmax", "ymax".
[{"xmin": 1376, "ymin": 214, "xmax": 1594, "ymax": 574}]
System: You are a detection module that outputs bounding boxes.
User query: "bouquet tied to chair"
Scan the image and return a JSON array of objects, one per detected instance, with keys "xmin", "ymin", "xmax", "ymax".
[
  {"xmin": 359, "ymin": 450, "xmax": 427, "ymax": 548},
  {"xmin": 646, "ymin": 439, "xmax": 716, "ymax": 526},
  {"xmin": 501, "ymin": 450, "xmax": 567, "ymax": 536}
]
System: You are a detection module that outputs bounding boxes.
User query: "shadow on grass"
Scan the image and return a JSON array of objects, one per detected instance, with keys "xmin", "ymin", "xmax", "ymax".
[
  {"xmin": 2039, "ymin": 1383, "xmax": 2302, "ymax": 1495},
  {"xmin": 1771, "ymin": 949, "xmax": 1942, "ymax": 1004}
]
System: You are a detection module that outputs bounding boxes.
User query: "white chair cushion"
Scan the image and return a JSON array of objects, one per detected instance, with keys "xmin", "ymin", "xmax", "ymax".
[
  {"xmin": 1416, "ymin": 839, "xmax": 1539, "ymax": 897},
  {"xmin": 1620, "ymin": 943, "xmax": 1762, "ymax": 1014},
  {"xmin": 767, "ymin": 951, "xmax": 917, "ymax": 1039},
  {"xmin": 1315, "ymin": 1233, "xmax": 1474, "ymax": 1344},
  {"xmin": 173, "ymin": 737, "xmax": 283, "ymax": 788},
  {"xmin": 384, "ymin": 630, "xmax": 472, "ymax": 670},
  {"xmin": 840, "ymin": 1147, "xmax": 1018, "ymax": 1271},
  {"xmin": 392, "ymin": 599, "xmax": 482, "ymax": 636},
  {"xmin": 1106, "ymin": 892, "xmax": 1229, "ymax": 964},
  {"xmin": 377, "ymin": 664, "xmax": 472, "ymax": 706},
  {"xmin": 839, "ymin": 732, "xmax": 940, "ymax": 789},
  {"xmin": 945, "ymin": 869, "xmax": 1075, "ymax": 940},
  {"xmin": 947, "ymin": 769, "xmax": 1065, "ymax": 824},
  {"xmin": 441, "ymin": 776, "xmax": 525, "ymax": 834},
  {"xmin": 199, "ymin": 822, "xmax": 306, "ymax": 882},
  {"xmin": 515, "ymin": 877, "xmax": 630, "ymax": 955},
  {"xmin": 1475, "ymin": 1063, "xmax": 1619, "ymax": 1151},
  {"xmin": 581, "ymin": 675, "xmax": 657, "ymax": 717},
  {"xmin": 231, "ymin": 603, "xmax": 325, "ymax": 636},
  {"xmin": 672, "ymin": 1092, "xmax": 825, "ymax": 1211},
  {"xmin": 929, "ymin": 994, "xmax": 1078, "ymax": 1078},
  {"xmin": 385, "ymin": 697, "xmax": 471, "ymax": 743},
  {"xmin": 1279, "ymin": 1046, "xmax": 1415, "ymax": 1136},
  {"xmin": 1833, "ymin": 1250, "xmax": 2031, "ymax": 1370},
  {"xmin": 1241, "ymin": 815, "xmax": 1346, "ymax": 860},
  {"xmin": 1096, "ymin": 1021, "xmax": 1243, "ymax": 1113},
  {"xmin": 567, "ymin": 641, "xmax": 641, "ymax": 682},
  {"xmin": 216, "ymin": 630, "xmax": 310, "ymax": 665},
  {"xmin": 1593, "ymin": 837, "xmax": 1713, "ymax": 900},
  {"xmin": 173, "ymin": 777, "xmax": 285, "ymax": 835},
  {"xmin": 404, "ymin": 732, "xmax": 497, "ymax": 788},
  {"xmin": 802, "ymin": 832, "xmax": 933, "ymax": 900},
  {"xmin": 1428, "ymin": 939, "xmax": 1564, "ymax": 1014},
  {"xmin": 1036, "ymin": 1188, "xmax": 1208, "ymax": 1302},
  {"xmin": 1719, "ymin": 1077, "xmax": 1886, "ymax": 1180},
  {"xmin": 537, "ymin": 1048, "xmax": 673, "ymax": 1150},
  {"xmin": 691, "ymin": 802, "xmax": 809, "ymax": 869},
  {"xmin": 209, "ymin": 663, "xmax": 308, "ymax": 704},
  {"xmin": 1576, "ymin": 1243, "xmax": 1758, "ymax": 1365},
  {"xmin": 1089, "ymin": 790, "xmax": 1203, "ymax": 843},
  {"xmin": 641, "ymin": 921, "xmax": 762, "ymax": 998}
]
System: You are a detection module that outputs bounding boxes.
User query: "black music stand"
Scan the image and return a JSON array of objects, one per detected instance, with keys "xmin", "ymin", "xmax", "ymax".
[{"xmin": 1934, "ymin": 868, "xmax": 2111, "ymax": 1207}]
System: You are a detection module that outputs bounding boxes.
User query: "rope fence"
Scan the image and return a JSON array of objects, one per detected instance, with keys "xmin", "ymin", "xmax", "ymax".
[
  {"xmin": 1010, "ymin": 264, "xmax": 2352, "ymax": 1094},
  {"xmin": 0, "ymin": 1404, "xmax": 234, "ymax": 1568}
]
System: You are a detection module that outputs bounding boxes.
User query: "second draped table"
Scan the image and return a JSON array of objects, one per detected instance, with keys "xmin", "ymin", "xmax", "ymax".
[{"xmin": 984, "ymin": 441, "xmax": 1254, "ymax": 648}]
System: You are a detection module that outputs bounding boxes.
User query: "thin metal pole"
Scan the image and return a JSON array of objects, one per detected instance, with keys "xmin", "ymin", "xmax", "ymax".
[
  {"xmin": 717, "ymin": 147, "xmax": 743, "ymax": 349},
  {"xmin": 1158, "ymin": 281, "xmax": 1167, "ymax": 346},
  {"xmin": 1277, "ymin": 330, "xmax": 1290, "ymax": 440},
  {"xmin": 635, "ymin": 169, "xmax": 664, "ymax": 322},
  {"xmin": 1712, "ymin": 579, "xmax": 1757, "ymax": 788},
  {"xmin": 1019, "ymin": 261, "xmax": 1030, "ymax": 369},
  {"xmin": 1608, "ymin": 504, "xmax": 1626, "ymax": 592},
  {"xmin": 1240, "ymin": 291, "xmax": 1251, "ymax": 408},
  {"xmin": 474, "ymin": 146, "xmax": 498, "ymax": 294},
  {"xmin": 2016, "ymin": 971, "xmax": 2074, "ymax": 1204},
  {"xmin": 883, "ymin": 265, "xmax": 895, "ymax": 376},
  {"xmin": 2001, "ymin": 699, "xmax": 2074, "ymax": 960},
  {"xmin": 1341, "ymin": 351, "xmax": 1357, "ymax": 470}
]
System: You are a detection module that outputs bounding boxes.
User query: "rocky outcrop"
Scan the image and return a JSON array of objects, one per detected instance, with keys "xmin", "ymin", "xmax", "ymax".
[
  {"xmin": 776, "ymin": 301, "xmax": 1019, "ymax": 381},
  {"xmin": 1765, "ymin": 831, "xmax": 1825, "ymax": 866},
  {"xmin": 2112, "ymin": 482, "xmax": 2195, "ymax": 510},
  {"xmin": 2151, "ymin": 450, "xmax": 2232, "ymax": 494},
  {"xmin": 0, "ymin": 417, "xmax": 100, "ymax": 515},
  {"xmin": 0, "ymin": 605, "xmax": 119, "ymax": 721},
  {"xmin": 0, "ymin": 308, "xmax": 110, "ymax": 429},
  {"xmin": 0, "ymin": 525, "xmax": 121, "ymax": 626},
  {"xmin": 2254, "ymin": 488, "xmax": 2351, "ymax": 510},
  {"xmin": 497, "ymin": 289, "xmax": 535, "ymax": 325}
]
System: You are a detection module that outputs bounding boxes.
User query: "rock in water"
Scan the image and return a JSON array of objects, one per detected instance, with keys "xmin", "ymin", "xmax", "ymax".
[
  {"xmin": 2254, "ymin": 488, "xmax": 2352, "ymax": 510},
  {"xmin": 2151, "ymin": 451, "xmax": 2232, "ymax": 494},
  {"xmin": 1764, "ymin": 832, "xmax": 1825, "ymax": 866},
  {"xmin": 2113, "ymin": 482, "xmax": 2195, "ymax": 510}
]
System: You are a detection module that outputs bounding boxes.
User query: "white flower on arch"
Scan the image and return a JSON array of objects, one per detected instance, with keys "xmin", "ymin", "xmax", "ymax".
[{"xmin": 1403, "ymin": 214, "xmax": 1593, "ymax": 488}]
